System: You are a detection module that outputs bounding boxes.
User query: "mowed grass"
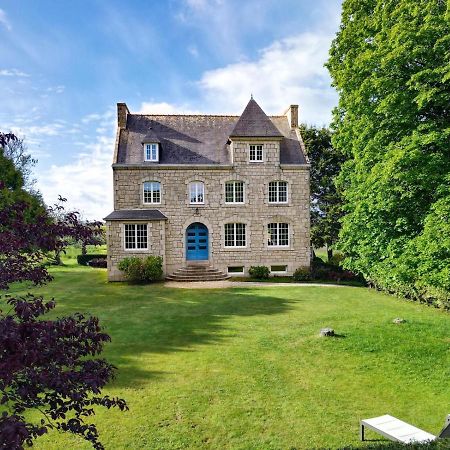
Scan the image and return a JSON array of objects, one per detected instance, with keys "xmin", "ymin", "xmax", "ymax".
[{"xmin": 6, "ymin": 263, "xmax": 449, "ymax": 450}]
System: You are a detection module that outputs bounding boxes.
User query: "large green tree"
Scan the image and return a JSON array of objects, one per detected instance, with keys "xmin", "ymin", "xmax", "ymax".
[
  {"xmin": 300, "ymin": 124, "xmax": 346, "ymax": 260},
  {"xmin": 327, "ymin": 0, "xmax": 450, "ymax": 307}
]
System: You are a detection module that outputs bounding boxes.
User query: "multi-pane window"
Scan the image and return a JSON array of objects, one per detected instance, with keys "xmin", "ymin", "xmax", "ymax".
[
  {"xmin": 124, "ymin": 224, "xmax": 147, "ymax": 250},
  {"xmin": 268, "ymin": 181, "xmax": 288, "ymax": 203},
  {"xmin": 249, "ymin": 144, "xmax": 263, "ymax": 162},
  {"xmin": 189, "ymin": 181, "xmax": 205, "ymax": 204},
  {"xmin": 225, "ymin": 181, "xmax": 244, "ymax": 203},
  {"xmin": 143, "ymin": 181, "xmax": 161, "ymax": 204},
  {"xmin": 267, "ymin": 223, "xmax": 289, "ymax": 247},
  {"xmin": 224, "ymin": 223, "xmax": 246, "ymax": 247},
  {"xmin": 144, "ymin": 143, "xmax": 159, "ymax": 161}
]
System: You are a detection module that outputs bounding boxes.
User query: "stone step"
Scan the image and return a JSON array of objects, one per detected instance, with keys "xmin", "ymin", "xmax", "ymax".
[
  {"xmin": 173, "ymin": 268, "xmax": 221, "ymax": 274},
  {"xmin": 166, "ymin": 275, "xmax": 230, "ymax": 282}
]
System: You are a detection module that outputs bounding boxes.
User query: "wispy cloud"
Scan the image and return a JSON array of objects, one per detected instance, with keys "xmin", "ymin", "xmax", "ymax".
[
  {"xmin": 0, "ymin": 9, "xmax": 11, "ymax": 31},
  {"xmin": 0, "ymin": 68, "xmax": 30, "ymax": 77}
]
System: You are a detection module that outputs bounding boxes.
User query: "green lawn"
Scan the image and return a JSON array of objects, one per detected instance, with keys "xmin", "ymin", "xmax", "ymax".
[{"xmin": 6, "ymin": 262, "xmax": 449, "ymax": 449}]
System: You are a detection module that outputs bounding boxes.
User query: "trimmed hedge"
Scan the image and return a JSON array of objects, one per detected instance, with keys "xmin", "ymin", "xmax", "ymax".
[
  {"xmin": 77, "ymin": 254, "xmax": 107, "ymax": 266},
  {"xmin": 88, "ymin": 258, "xmax": 107, "ymax": 268}
]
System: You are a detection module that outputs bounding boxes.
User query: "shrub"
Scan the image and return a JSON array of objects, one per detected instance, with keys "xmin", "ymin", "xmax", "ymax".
[
  {"xmin": 118, "ymin": 256, "xmax": 163, "ymax": 283},
  {"xmin": 328, "ymin": 252, "xmax": 344, "ymax": 267},
  {"xmin": 293, "ymin": 267, "xmax": 311, "ymax": 281},
  {"xmin": 88, "ymin": 258, "xmax": 107, "ymax": 268},
  {"xmin": 77, "ymin": 254, "xmax": 107, "ymax": 266},
  {"xmin": 248, "ymin": 265, "xmax": 270, "ymax": 280}
]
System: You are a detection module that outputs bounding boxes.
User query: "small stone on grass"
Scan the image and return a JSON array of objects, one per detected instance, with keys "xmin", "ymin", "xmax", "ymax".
[
  {"xmin": 393, "ymin": 318, "xmax": 406, "ymax": 324},
  {"xmin": 320, "ymin": 327, "xmax": 335, "ymax": 337}
]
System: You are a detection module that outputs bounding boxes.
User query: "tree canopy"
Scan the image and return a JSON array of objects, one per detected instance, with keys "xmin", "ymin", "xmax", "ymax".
[
  {"xmin": 0, "ymin": 133, "xmax": 127, "ymax": 449},
  {"xmin": 300, "ymin": 124, "xmax": 346, "ymax": 260},
  {"xmin": 327, "ymin": 0, "xmax": 449, "ymax": 307}
]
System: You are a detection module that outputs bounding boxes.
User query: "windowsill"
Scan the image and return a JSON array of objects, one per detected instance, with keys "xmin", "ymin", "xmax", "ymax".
[
  {"xmin": 249, "ymin": 160, "xmax": 264, "ymax": 163},
  {"xmin": 267, "ymin": 246, "xmax": 290, "ymax": 250},
  {"xmin": 223, "ymin": 246, "xmax": 247, "ymax": 250},
  {"xmin": 143, "ymin": 203, "xmax": 161, "ymax": 206},
  {"xmin": 144, "ymin": 160, "xmax": 159, "ymax": 163},
  {"xmin": 268, "ymin": 202, "xmax": 289, "ymax": 206},
  {"xmin": 224, "ymin": 202, "xmax": 245, "ymax": 206},
  {"xmin": 124, "ymin": 248, "xmax": 149, "ymax": 252},
  {"xmin": 189, "ymin": 203, "xmax": 205, "ymax": 207}
]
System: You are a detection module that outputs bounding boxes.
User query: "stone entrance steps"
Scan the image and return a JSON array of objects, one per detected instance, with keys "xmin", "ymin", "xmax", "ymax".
[{"xmin": 166, "ymin": 265, "xmax": 229, "ymax": 282}]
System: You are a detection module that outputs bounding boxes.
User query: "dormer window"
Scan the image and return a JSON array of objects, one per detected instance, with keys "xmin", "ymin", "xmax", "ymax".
[
  {"xmin": 249, "ymin": 144, "xmax": 263, "ymax": 162},
  {"xmin": 144, "ymin": 143, "xmax": 159, "ymax": 162}
]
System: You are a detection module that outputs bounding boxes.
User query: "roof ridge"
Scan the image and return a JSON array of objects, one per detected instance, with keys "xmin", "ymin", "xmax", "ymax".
[{"xmin": 132, "ymin": 113, "xmax": 240, "ymax": 117}]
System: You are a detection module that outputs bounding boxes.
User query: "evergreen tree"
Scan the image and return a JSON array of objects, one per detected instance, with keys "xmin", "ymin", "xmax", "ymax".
[
  {"xmin": 327, "ymin": 0, "xmax": 449, "ymax": 307},
  {"xmin": 300, "ymin": 124, "xmax": 346, "ymax": 260}
]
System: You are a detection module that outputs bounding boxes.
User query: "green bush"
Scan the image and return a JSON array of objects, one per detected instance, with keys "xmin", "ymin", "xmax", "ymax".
[
  {"xmin": 77, "ymin": 254, "xmax": 107, "ymax": 266},
  {"xmin": 248, "ymin": 266, "xmax": 270, "ymax": 280},
  {"xmin": 328, "ymin": 252, "xmax": 344, "ymax": 267},
  {"xmin": 292, "ymin": 267, "xmax": 311, "ymax": 281},
  {"xmin": 118, "ymin": 256, "xmax": 163, "ymax": 283}
]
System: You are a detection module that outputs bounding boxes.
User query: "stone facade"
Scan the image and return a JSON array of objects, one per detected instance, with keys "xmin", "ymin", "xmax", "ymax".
[{"xmin": 106, "ymin": 100, "xmax": 310, "ymax": 281}]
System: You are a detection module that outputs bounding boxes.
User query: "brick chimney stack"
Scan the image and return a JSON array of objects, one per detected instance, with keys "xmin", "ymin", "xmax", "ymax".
[
  {"xmin": 284, "ymin": 104, "xmax": 299, "ymax": 129},
  {"xmin": 117, "ymin": 102, "xmax": 129, "ymax": 129}
]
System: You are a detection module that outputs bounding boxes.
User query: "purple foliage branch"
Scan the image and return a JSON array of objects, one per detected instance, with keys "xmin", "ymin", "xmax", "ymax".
[{"xmin": 0, "ymin": 132, "xmax": 127, "ymax": 450}]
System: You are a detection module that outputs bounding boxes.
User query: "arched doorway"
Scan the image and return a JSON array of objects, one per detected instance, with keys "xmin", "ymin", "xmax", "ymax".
[{"xmin": 186, "ymin": 222, "xmax": 209, "ymax": 261}]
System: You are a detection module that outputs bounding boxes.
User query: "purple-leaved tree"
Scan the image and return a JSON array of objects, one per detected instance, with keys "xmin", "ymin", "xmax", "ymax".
[{"xmin": 0, "ymin": 133, "xmax": 127, "ymax": 449}]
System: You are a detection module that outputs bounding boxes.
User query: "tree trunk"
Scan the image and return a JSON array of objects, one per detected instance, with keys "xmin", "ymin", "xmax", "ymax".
[
  {"xmin": 81, "ymin": 242, "xmax": 87, "ymax": 256},
  {"xmin": 326, "ymin": 244, "xmax": 333, "ymax": 261}
]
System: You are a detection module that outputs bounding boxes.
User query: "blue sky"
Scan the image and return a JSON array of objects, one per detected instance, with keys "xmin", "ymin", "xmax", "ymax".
[{"xmin": 0, "ymin": 0, "xmax": 341, "ymax": 218}]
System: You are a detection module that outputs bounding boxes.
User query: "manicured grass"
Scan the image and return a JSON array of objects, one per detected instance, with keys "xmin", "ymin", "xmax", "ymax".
[{"xmin": 6, "ymin": 264, "xmax": 449, "ymax": 449}]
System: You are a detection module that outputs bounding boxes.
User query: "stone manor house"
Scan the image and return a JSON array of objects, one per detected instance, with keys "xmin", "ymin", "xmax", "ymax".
[{"xmin": 105, "ymin": 98, "xmax": 310, "ymax": 281}]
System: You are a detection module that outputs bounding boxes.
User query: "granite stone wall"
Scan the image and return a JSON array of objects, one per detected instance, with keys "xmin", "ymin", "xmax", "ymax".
[{"xmin": 107, "ymin": 140, "xmax": 310, "ymax": 280}]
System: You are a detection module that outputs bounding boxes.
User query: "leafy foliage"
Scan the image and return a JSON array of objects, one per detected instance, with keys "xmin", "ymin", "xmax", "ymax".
[
  {"xmin": 0, "ymin": 132, "xmax": 127, "ymax": 449},
  {"xmin": 300, "ymin": 124, "xmax": 346, "ymax": 259},
  {"xmin": 118, "ymin": 256, "xmax": 163, "ymax": 282},
  {"xmin": 248, "ymin": 266, "xmax": 270, "ymax": 280},
  {"xmin": 327, "ymin": 0, "xmax": 450, "ymax": 307}
]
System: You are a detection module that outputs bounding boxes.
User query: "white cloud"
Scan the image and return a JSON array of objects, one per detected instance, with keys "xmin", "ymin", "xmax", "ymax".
[
  {"xmin": 0, "ymin": 9, "xmax": 11, "ymax": 31},
  {"xmin": 37, "ymin": 133, "xmax": 115, "ymax": 220},
  {"xmin": 137, "ymin": 101, "xmax": 201, "ymax": 115},
  {"xmin": 0, "ymin": 68, "xmax": 30, "ymax": 77},
  {"xmin": 198, "ymin": 32, "xmax": 338, "ymax": 124}
]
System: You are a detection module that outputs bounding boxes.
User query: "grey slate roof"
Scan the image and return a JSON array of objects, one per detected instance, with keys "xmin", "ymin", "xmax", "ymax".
[
  {"xmin": 229, "ymin": 99, "xmax": 284, "ymax": 138},
  {"xmin": 116, "ymin": 100, "xmax": 307, "ymax": 165},
  {"xmin": 141, "ymin": 129, "xmax": 160, "ymax": 143},
  {"xmin": 104, "ymin": 209, "xmax": 168, "ymax": 221}
]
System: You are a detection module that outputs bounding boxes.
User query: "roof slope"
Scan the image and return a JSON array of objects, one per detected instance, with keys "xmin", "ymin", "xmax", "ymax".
[
  {"xmin": 229, "ymin": 98, "xmax": 283, "ymax": 138},
  {"xmin": 115, "ymin": 100, "xmax": 307, "ymax": 165}
]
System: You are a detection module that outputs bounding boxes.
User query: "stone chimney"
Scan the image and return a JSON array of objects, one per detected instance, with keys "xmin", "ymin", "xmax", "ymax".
[
  {"xmin": 284, "ymin": 104, "xmax": 299, "ymax": 128},
  {"xmin": 117, "ymin": 102, "xmax": 129, "ymax": 129}
]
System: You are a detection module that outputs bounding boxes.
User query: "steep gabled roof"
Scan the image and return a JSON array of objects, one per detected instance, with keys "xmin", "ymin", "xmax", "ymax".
[{"xmin": 229, "ymin": 98, "xmax": 284, "ymax": 138}]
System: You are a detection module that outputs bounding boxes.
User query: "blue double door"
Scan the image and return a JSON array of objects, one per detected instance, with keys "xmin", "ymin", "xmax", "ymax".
[{"xmin": 186, "ymin": 222, "xmax": 209, "ymax": 261}]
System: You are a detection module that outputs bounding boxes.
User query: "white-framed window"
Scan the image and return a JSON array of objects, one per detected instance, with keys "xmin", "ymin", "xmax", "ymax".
[
  {"xmin": 249, "ymin": 144, "xmax": 263, "ymax": 162},
  {"xmin": 124, "ymin": 224, "xmax": 148, "ymax": 250},
  {"xmin": 144, "ymin": 143, "xmax": 159, "ymax": 162},
  {"xmin": 225, "ymin": 181, "xmax": 244, "ymax": 203},
  {"xmin": 224, "ymin": 223, "xmax": 246, "ymax": 247},
  {"xmin": 143, "ymin": 181, "xmax": 161, "ymax": 204},
  {"xmin": 189, "ymin": 181, "xmax": 205, "ymax": 204},
  {"xmin": 269, "ymin": 181, "xmax": 288, "ymax": 203},
  {"xmin": 267, "ymin": 223, "xmax": 289, "ymax": 247}
]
